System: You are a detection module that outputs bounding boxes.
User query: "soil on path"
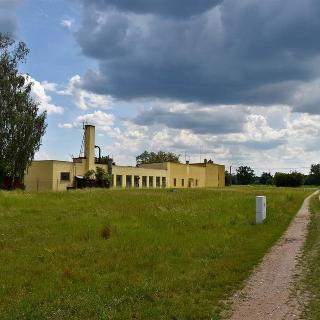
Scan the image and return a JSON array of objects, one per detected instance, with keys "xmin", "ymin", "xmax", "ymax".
[{"xmin": 228, "ymin": 191, "xmax": 318, "ymax": 320}]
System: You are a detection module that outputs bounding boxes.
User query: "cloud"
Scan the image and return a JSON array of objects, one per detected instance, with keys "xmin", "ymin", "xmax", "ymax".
[
  {"xmin": 81, "ymin": 0, "xmax": 222, "ymax": 18},
  {"xmin": 58, "ymin": 75, "xmax": 113, "ymax": 110},
  {"xmin": 61, "ymin": 18, "xmax": 74, "ymax": 29},
  {"xmin": 133, "ymin": 103, "xmax": 248, "ymax": 134},
  {"xmin": 59, "ymin": 110, "xmax": 114, "ymax": 131},
  {"xmin": 28, "ymin": 77, "xmax": 64, "ymax": 115},
  {"xmin": 0, "ymin": 0, "xmax": 22, "ymax": 35},
  {"xmin": 75, "ymin": 0, "xmax": 320, "ymax": 114}
]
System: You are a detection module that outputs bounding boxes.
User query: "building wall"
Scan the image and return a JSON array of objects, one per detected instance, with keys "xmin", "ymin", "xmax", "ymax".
[
  {"xmin": 24, "ymin": 161, "xmax": 54, "ymax": 191},
  {"xmin": 218, "ymin": 165, "xmax": 225, "ymax": 187},
  {"xmin": 52, "ymin": 161, "xmax": 75, "ymax": 191},
  {"xmin": 25, "ymin": 160, "xmax": 77, "ymax": 191}
]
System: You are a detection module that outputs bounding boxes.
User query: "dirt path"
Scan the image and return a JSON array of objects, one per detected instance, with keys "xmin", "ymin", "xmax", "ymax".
[{"xmin": 228, "ymin": 191, "xmax": 318, "ymax": 320}]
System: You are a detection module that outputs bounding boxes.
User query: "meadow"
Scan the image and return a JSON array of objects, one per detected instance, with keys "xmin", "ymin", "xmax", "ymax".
[
  {"xmin": 300, "ymin": 193, "xmax": 320, "ymax": 319},
  {"xmin": 0, "ymin": 187, "xmax": 312, "ymax": 319}
]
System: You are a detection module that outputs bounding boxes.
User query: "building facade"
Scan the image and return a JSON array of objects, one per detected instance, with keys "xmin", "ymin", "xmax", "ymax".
[{"xmin": 24, "ymin": 125, "xmax": 225, "ymax": 191}]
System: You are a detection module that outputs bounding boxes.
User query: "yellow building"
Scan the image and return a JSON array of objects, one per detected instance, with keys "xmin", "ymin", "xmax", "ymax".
[{"xmin": 24, "ymin": 125, "xmax": 225, "ymax": 191}]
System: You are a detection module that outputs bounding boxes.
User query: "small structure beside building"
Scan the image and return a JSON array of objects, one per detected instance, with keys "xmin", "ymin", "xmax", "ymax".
[{"xmin": 24, "ymin": 125, "xmax": 225, "ymax": 191}]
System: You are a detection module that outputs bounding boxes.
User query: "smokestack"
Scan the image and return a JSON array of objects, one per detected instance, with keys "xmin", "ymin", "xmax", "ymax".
[{"xmin": 84, "ymin": 125, "xmax": 95, "ymax": 172}]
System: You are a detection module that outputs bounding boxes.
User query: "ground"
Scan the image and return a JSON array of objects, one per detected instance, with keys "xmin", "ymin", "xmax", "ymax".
[{"xmin": 0, "ymin": 187, "xmax": 312, "ymax": 319}]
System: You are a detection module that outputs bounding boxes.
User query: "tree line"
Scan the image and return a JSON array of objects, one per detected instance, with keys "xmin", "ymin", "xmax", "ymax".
[{"xmin": 225, "ymin": 164, "xmax": 320, "ymax": 187}]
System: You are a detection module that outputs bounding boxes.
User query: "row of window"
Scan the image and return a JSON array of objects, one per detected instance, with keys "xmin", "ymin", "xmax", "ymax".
[
  {"xmin": 114, "ymin": 175, "xmax": 166, "ymax": 188},
  {"xmin": 173, "ymin": 178, "xmax": 199, "ymax": 187}
]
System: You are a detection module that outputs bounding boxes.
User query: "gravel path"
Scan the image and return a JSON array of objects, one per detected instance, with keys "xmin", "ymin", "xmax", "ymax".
[{"xmin": 228, "ymin": 191, "xmax": 318, "ymax": 320}]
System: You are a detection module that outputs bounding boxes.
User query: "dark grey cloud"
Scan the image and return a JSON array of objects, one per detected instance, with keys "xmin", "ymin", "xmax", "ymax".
[
  {"xmin": 0, "ymin": 0, "xmax": 21, "ymax": 35},
  {"xmin": 133, "ymin": 105, "xmax": 247, "ymax": 134},
  {"xmin": 81, "ymin": 0, "xmax": 222, "ymax": 18},
  {"xmin": 76, "ymin": 0, "xmax": 320, "ymax": 113}
]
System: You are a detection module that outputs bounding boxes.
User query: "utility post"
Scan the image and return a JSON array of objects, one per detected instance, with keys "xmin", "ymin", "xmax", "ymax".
[{"xmin": 229, "ymin": 165, "xmax": 232, "ymax": 186}]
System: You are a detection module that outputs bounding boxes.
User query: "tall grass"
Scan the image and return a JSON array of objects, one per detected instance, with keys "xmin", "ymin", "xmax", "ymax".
[
  {"xmin": 0, "ymin": 187, "xmax": 312, "ymax": 319},
  {"xmin": 300, "ymin": 193, "xmax": 320, "ymax": 319}
]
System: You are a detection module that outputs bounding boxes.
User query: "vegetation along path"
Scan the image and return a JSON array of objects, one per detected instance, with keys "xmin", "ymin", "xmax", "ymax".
[{"xmin": 229, "ymin": 190, "xmax": 319, "ymax": 320}]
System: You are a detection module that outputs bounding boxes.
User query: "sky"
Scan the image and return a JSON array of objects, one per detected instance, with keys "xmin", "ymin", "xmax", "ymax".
[{"xmin": 1, "ymin": 0, "xmax": 320, "ymax": 175}]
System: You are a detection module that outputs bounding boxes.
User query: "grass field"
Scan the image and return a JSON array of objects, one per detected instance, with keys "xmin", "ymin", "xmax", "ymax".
[
  {"xmin": 0, "ymin": 187, "xmax": 312, "ymax": 319},
  {"xmin": 300, "ymin": 193, "xmax": 320, "ymax": 319}
]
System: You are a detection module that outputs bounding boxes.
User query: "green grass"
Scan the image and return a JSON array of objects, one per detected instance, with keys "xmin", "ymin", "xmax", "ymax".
[
  {"xmin": 0, "ymin": 187, "xmax": 312, "ymax": 319},
  {"xmin": 300, "ymin": 192, "xmax": 320, "ymax": 319}
]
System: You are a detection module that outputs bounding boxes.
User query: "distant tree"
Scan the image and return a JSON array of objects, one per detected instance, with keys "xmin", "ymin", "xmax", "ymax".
[
  {"xmin": 136, "ymin": 150, "xmax": 180, "ymax": 165},
  {"xmin": 310, "ymin": 164, "xmax": 320, "ymax": 177},
  {"xmin": 236, "ymin": 166, "xmax": 255, "ymax": 185},
  {"xmin": 274, "ymin": 171, "xmax": 304, "ymax": 187},
  {"xmin": 305, "ymin": 164, "xmax": 320, "ymax": 185},
  {"xmin": 225, "ymin": 171, "xmax": 231, "ymax": 186},
  {"xmin": 0, "ymin": 33, "xmax": 47, "ymax": 189},
  {"xmin": 259, "ymin": 172, "xmax": 273, "ymax": 185}
]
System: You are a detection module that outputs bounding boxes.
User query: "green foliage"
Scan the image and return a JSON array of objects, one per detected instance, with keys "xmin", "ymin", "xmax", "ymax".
[
  {"xmin": 0, "ymin": 160, "xmax": 8, "ymax": 187},
  {"xmin": 225, "ymin": 171, "xmax": 231, "ymax": 186},
  {"xmin": 0, "ymin": 33, "xmax": 47, "ymax": 188},
  {"xmin": 300, "ymin": 195, "xmax": 320, "ymax": 319},
  {"xmin": 95, "ymin": 166, "xmax": 111, "ymax": 183},
  {"xmin": 259, "ymin": 172, "xmax": 274, "ymax": 185},
  {"xmin": 0, "ymin": 187, "xmax": 311, "ymax": 319},
  {"xmin": 136, "ymin": 150, "xmax": 180, "ymax": 165},
  {"xmin": 305, "ymin": 164, "xmax": 320, "ymax": 186},
  {"xmin": 236, "ymin": 166, "xmax": 255, "ymax": 185},
  {"xmin": 274, "ymin": 171, "xmax": 304, "ymax": 187},
  {"xmin": 83, "ymin": 170, "xmax": 95, "ymax": 180}
]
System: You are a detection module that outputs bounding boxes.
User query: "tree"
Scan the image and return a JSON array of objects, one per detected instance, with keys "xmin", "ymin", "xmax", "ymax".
[
  {"xmin": 274, "ymin": 171, "xmax": 304, "ymax": 187},
  {"xmin": 0, "ymin": 33, "xmax": 47, "ymax": 189},
  {"xmin": 136, "ymin": 150, "xmax": 180, "ymax": 165},
  {"xmin": 259, "ymin": 172, "xmax": 273, "ymax": 185},
  {"xmin": 236, "ymin": 166, "xmax": 255, "ymax": 185},
  {"xmin": 95, "ymin": 166, "xmax": 112, "ymax": 187},
  {"xmin": 305, "ymin": 164, "xmax": 320, "ymax": 185}
]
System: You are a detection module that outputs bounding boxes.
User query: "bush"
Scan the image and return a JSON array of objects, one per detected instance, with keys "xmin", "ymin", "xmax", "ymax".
[{"xmin": 274, "ymin": 171, "xmax": 304, "ymax": 187}]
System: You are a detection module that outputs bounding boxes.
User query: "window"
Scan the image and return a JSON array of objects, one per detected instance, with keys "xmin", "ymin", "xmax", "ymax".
[
  {"xmin": 162, "ymin": 177, "xmax": 166, "ymax": 188},
  {"xmin": 173, "ymin": 178, "xmax": 177, "ymax": 187},
  {"xmin": 181, "ymin": 179, "xmax": 184, "ymax": 187},
  {"xmin": 134, "ymin": 176, "xmax": 140, "ymax": 188},
  {"xmin": 116, "ymin": 175, "xmax": 122, "ymax": 187},
  {"xmin": 156, "ymin": 176, "xmax": 161, "ymax": 187},
  {"xmin": 126, "ymin": 175, "xmax": 132, "ymax": 188},
  {"xmin": 196, "ymin": 179, "xmax": 198, "ymax": 187},
  {"xmin": 60, "ymin": 172, "xmax": 70, "ymax": 181},
  {"xmin": 142, "ymin": 176, "xmax": 147, "ymax": 187},
  {"xmin": 149, "ymin": 176, "xmax": 154, "ymax": 188}
]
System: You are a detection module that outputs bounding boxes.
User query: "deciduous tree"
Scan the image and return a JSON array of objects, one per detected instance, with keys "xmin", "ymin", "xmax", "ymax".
[
  {"xmin": 0, "ymin": 33, "xmax": 47, "ymax": 189},
  {"xmin": 136, "ymin": 150, "xmax": 180, "ymax": 165},
  {"xmin": 236, "ymin": 166, "xmax": 255, "ymax": 185}
]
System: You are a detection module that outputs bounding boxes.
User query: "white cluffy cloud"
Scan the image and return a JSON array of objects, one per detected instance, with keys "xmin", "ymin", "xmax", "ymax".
[
  {"xmin": 28, "ymin": 76, "xmax": 64, "ymax": 114},
  {"xmin": 59, "ymin": 110, "xmax": 114, "ymax": 132},
  {"xmin": 60, "ymin": 18, "xmax": 74, "ymax": 29},
  {"xmin": 57, "ymin": 75, "xmax": 113, "ymax": 110}
]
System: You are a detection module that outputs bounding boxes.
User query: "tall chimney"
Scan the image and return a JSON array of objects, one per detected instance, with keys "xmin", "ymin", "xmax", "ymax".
[{"xmin": 84, "ymin": 125, "xmax": 95, "ymax": 172}]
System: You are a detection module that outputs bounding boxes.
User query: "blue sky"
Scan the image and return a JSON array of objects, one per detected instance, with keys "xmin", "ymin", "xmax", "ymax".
[{"xmin": 2, "ymin": 0, "xmax": 320, "ymax": 174}]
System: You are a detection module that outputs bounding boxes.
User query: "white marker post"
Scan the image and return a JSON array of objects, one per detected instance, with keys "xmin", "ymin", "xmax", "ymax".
[{"xmin": 256, "ymin": 196, "xmax": 266, "ymax": 224}]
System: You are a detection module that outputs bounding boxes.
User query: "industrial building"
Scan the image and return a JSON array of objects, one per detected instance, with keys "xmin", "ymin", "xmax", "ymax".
[{"xmin": 24, "ymin": 125, "xmax": 225, "ymax": 191}]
